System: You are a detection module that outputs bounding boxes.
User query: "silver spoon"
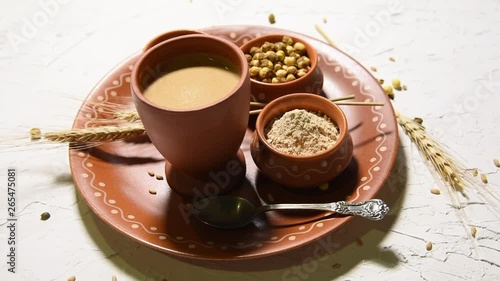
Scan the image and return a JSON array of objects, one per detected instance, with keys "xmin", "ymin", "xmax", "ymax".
[{"xmin": 192, "ymin": 196, "xmax": 390, "ymax": 229}]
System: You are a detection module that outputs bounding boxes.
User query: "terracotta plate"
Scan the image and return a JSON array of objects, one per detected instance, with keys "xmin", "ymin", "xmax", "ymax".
[{"xmin": 69, "ymin": 25, "xmax": 398, "ymax": 260}]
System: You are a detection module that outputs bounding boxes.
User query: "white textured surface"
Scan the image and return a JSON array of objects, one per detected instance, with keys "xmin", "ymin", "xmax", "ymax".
[{"xmin": 1, "ymin": 0, "xmax": 499, "ymax": 280}]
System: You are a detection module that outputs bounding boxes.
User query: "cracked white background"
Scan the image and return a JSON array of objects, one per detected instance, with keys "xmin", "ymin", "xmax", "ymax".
[{"xmin": 0, "ymin": 0, "xmax": 499, "ymax": 280}]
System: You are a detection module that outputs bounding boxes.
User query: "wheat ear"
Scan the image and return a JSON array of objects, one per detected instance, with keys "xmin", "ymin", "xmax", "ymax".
[
  {"xmin": 395, "ymin": 111, "xmax": 466, "ymax": 193},
  {"xmin": 39, "ymin": 124, "xmax": 146, "ymax": 143},
  {"xmin": 113, "ymin": 111, "xmax": 141, "ymax": 122}
]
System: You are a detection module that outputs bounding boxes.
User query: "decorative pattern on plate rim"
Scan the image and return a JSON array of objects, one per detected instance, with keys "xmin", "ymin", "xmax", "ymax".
[
  {"xmin": 83, "ymin": 70, "xmax": 132, "ymax": 128},
  {"xmin": 318, "ymin": 52, "xmax": 388, "ymax": 201}
]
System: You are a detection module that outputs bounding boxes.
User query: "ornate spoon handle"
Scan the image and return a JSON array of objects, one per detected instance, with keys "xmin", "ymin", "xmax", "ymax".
[
  {"xmin": 258, "ymin": 199, "xmax": 389, "ymax": 220},
  {"xmin": 327, "ymin": 199, "xmax": 389, "ymax": 220}
]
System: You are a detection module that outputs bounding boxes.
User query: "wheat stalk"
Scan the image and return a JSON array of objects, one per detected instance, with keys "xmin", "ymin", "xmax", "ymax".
[
  {"xmin": 250, "ymin": 101, "xmax": 384, "ymax": 115},
  {"xmin": 1, "ymin": 125, "xmax": 146, "ymax": 152},
  {"xmin": 113, "ymin": 111, "xmax": 141, "ymax": 122},
  {"xmin": 113, "ymin": 95, "xmax": 367, "ymax": 121},
  {"xmin": 315, "ymin": 24, "xmax": 337, "ymax": 47},
  {"xmin": 27, "ymin": 95, "xmax": 375, "ymax": 145},
  {"xmin": 396, "ymin": 111, "xmax": 500, "ymax": 205},
  {"xmin": 41, "ymin": 124, "xmax": 146, "ymax": 143},
  {"xmin": 395, "ymin": 110, "xmax": 500, "ymax": 244},
  {"xmin": 313, "ymin": 26, "xmax": 469, "ymax": 194},
  {"xmin": 313, "ymin": 27, "xmax": 500, "ymax": 244},
  {"xmin": 395, "ymin": 111, "xmax": 466, "ymax": 193}
]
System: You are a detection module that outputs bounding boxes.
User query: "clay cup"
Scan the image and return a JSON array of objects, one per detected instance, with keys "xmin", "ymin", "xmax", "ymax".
[{"xmin": 131, "ymin": 33, "xmax": 251, "ymax": 197}]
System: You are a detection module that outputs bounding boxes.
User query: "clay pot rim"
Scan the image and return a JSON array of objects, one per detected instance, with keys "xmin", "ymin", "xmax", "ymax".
[
  {"xmin": 255, "ymin": 93, "xmax": 349, "ymax": 160},
  {"xmin": 131, "ymin": 33, "xmax": 249, "ymax": 113},
  {"xmin": 239, "ymin": 34, "xmax": 320, "ymax": 87},
  {"xmin": 142, "ymin": 29, "xmax": 204, "ymax": 52}
]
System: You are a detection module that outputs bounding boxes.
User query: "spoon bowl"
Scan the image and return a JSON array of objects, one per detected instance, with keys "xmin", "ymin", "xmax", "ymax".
[
  {"xmin": 193, "ymin": 196, "xmax": 389, "ymax": 229},
  {"xmin": 193, "ymin": 196, "xmax": 257, "ymax": 229}
]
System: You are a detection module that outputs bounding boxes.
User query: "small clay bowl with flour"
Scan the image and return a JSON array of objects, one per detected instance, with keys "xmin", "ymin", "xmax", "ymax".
[
  {"xmin": 240, "ymin": 34, "xmax": 324, "ymax": 103},
  {"xmin": 250, "ymin": 93, "xmax": 354, "ymax": 188}
]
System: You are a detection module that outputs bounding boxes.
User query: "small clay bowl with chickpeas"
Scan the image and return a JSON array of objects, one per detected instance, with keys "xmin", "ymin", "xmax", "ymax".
[
  {"xmin": 250, "ymin": 93, "xmax": 354, "ymax": 188},
  {"xmin": 240, "ymin": 34, "xmax": 324, "ymax": 103}
]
